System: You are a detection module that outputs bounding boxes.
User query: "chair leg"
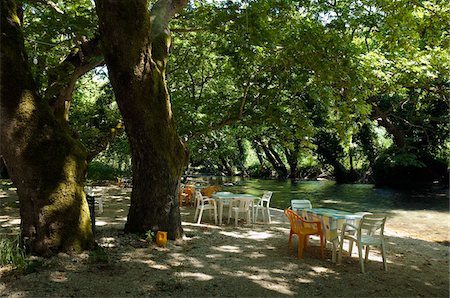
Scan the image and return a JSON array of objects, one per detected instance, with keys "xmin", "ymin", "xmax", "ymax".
[
  {"xmin": 319, "ymin": 234, "xmax": 324, "ymax": 259},
  {"xmin": 338, "ymin": 238, "xmax": 344, "ymax": 264},
  {"xmin": 194, "ymin": 207, "xmax": 199, "ymax": 222},
  {"xmin": 266, "ymin": 207, "xmax": 271, "ymax": 223},
  {"xmin": 348, "ymin": 240, "xmax": 354, "ymax": 256},
  {"xmin": 288, "ymin": 230, "xmax": 293, "ymax": 251},
  {"xmin": 364, "ymin": 245, "xmax": 370, "ymax": 262},
  {"xmin": 234, "ymin": 211, "xmax": 238, "ymax": 227},
  {"xmin": 381, "ymin": 242, "xmax": 388, "ymax": 271},
  {"xmin": 197, "ymin": 208, "xmax": 204, "ymax": 224},
  {"xmin": 304, "ymin": 235, "xmax": 309, "ymax": 250},
  {"xmin": 358, "ymin": 244, "xmax": 365, "ymax": 273}
]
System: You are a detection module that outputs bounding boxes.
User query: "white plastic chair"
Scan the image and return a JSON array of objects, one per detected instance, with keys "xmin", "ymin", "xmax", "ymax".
[
  {"xmin": 228, "ymin": 198, "xmax": 252, "ymax": 227},
  {"xmin": 291, "ymin": 199, "xmax": 312, "ymax": 213},
  {"xmin": 254, "ymin": 191, "xmax": 273, "ymax": 223},
  {"xmin": 193, "ymin": 190, "xmax": 217, "ymax": 224},
  {"xmin": 84, "ymin": 186, "xmax": 103, "ymax": 214},
  {"xmin": 338, "ymin": 213, "xmax": 388, "ymax": 273}
]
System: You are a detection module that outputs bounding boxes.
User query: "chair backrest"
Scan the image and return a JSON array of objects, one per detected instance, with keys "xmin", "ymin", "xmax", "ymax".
[
  {"xmin": 291, "ymin": 199, "xmax": 312, "ymax": 212},
  {"xmin": 284, "ymin": 209, "xmax": 302, "ymax": 233},
  {"xmin": 233, "ymin": 198, "xmax": 252, "ymax": 212},
  {"xmin": 185, "ymin": 186, "xmax": 194, "ymax": 195},
  {"xmin": 201, "ymin": 185, "xmax": 220, "ymax": 198},
  {"xmin": 259, "ymin": 191, "xmax": 273, "ymax": 207},
  {"xmin": 285, "ymin": 208, "xmax": 320, "ymax": 233},
  {"xmin": 195, "ymin": 190, "xmax": 204, "ymax": 206},
  {"xmin": 358, "ymin": 213, "xmax": 387, "ymax": 238},
  {"xmin": 84, "ymin": 186, "xmax": 94, "ymax": 196}
]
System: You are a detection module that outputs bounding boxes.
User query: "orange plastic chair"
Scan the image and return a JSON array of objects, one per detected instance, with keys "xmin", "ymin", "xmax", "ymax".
[
  {"xmin": 284, "ymin": 209, "xmax": 324, "ymax": 259},
  {"xmin": 201, "ymin": 185, "xmax": 221, "ymax": 198},
  {"xmin": 180, "ymin": 186, "xmax": 194, "ymax": 207}
]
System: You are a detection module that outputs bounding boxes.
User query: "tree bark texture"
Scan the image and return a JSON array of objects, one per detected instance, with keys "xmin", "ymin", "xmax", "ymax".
[
  {"xmin": 314, "ymin": 132, "xmax": 357, "ymax": 184},
  {"xmin": 95, "ymin": 0, "xmax": 188, "ymax": 238},
  {"xmin": 1, "ymin": 1, "xmax": 93, "ymax": 256},
  {"xmin": 236, "ymin": 138, "xmax": 248, "ymax": 176},
  {"xmin": 255, "ymin": 138, "xmax": 288, "ymax": 178},
  {"xmin": 284, "ymin": 140, "xmax": 300, "ymax": 179},
  {"xmin": 252, "ymin": 140, "xmax": 266, "ymax": 167}
]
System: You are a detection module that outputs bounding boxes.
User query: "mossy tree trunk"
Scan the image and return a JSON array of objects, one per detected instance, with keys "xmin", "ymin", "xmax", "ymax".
[
  {"xmin": 0, "ymin": 1, "xmax": 93, "ymax": 256},
  {"xmin": 95, "ymin": 0, "xmax": 188, "ymax": 239}
]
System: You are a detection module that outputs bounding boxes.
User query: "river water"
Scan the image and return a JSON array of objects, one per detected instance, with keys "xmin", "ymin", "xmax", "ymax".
[{"xmin": 205, "ymin": 177, "xmax": 449, "ymax": 214}]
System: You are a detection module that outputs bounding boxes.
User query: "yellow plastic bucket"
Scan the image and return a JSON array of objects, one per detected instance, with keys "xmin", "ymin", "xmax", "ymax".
[{"xmin": 156, "ymin": 231, "xmax": 168, "ymax": 247}]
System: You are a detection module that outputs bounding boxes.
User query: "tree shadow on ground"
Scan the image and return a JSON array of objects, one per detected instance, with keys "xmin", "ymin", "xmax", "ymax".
[
  {"xmin": 1, "ymin": 183, "xmax": 449, "ymax": 297},
  {"xmin": 1, "ymin": 204, "xmax": 449, "ymax": 297}
]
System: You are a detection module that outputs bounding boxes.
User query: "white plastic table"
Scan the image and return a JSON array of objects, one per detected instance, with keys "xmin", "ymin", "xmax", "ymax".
[{"xmin": 212, "ymin": 192, "xmax": 259, "ymax": 225}]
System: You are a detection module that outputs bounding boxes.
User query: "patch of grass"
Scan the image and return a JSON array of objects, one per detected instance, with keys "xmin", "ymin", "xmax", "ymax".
[
  {"xmin": 145, "ymin": 230, "xmax": 155, "ymax": 243},
  {"xmin": 88, "ymin": 245, "xmax": 109, "ymax": 264},
  {"xmin": 0, "ymin": 235, "xmax": 27, "ymax": 270}
]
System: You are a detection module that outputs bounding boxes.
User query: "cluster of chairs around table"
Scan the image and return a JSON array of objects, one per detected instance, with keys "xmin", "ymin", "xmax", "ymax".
[
  {"xmin": 179, "ymin": 184, "xmax": 273, "ymax": 227},
  {"xmin": 180, "ymin": 186, "xmax": 388, "ymax": 273},
  {"xmin": 286, "ymin": 199, "xmax": 388, "ymax": 273}
]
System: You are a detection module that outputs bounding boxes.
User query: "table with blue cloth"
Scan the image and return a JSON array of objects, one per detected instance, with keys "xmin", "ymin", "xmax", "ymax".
[{"xmin": 298, "ymin": 208, "xmax": 367, "ymax": 262}]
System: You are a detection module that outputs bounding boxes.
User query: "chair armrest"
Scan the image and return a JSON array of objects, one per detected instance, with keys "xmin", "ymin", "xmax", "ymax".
[
  {"xmin": 301, "ymin": 219, "xmax": 322, "ymax": 231},
  {"xmin": 341, "ymin": 223, "xmax": 358, "ymax": 238},
  {"xmin": 203, "ymin": 198, "xmax": 216, "ymax": 204},
  {"xmin": 342, "ymin": 222, "xmax": 358, "ymax": 231}
]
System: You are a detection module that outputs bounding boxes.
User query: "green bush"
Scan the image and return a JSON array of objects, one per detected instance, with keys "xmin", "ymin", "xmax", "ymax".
[
  {"xmin": 87, "ymin": 161, "xmax": 129, "ymax": 181},
  {"xmin": 373, "ymin": 149, "xmax": 448, "ymax": 188},
  {"xmin": 247, "ymin": 164, "xmax": 271, "ymax": 178}
]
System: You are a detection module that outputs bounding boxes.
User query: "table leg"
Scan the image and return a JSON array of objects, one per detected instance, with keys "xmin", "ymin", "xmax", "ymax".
[
  {"xmin": 331, "ymin": 238, "xmax": 339, "ymax": 263},
  {"xmin": 219, "ymin": 201, "xmax": 223, "ymax": 225},
  {"xmin": 251, "ymin": 202, "xmax": 254, "ymax": 223}
]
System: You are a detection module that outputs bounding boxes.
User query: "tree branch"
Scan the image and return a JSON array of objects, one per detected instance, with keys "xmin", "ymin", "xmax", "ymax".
[{"xmin": 45, "ymin": 36, "xmax": 104, "ymax": 124}]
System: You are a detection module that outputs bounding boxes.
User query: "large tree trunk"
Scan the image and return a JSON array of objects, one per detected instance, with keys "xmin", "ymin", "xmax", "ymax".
[
  {"xmin": 236, "ymin": 138, "xmax": 247, "ymax": 176},
  {"xmin": 95, "ymin": 0, "xmax": 188, "ymax": 239},
  {"xmin": 314, "ymin": 131, "xmax": 357, "ymax": 184},
  {"xmin": 255, "ymin": 138, "xmax": 288, "ymax": 178},
  {"xmin": 284, "ymin": 140, "xmax": 300, "ymax": 179},
  {"xmin": 252, "ymin": 140, "xmax": 266, "ymax": 167},
  {"xmin": 0, "ymin": 1, "xmax": 93, "ymax": 256}
]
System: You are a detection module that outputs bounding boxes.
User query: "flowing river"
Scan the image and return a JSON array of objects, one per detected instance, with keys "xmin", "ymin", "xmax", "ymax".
[
  {"xmin": 202, "ymin": 177, "xmax": 449, "ymax": 243},
  {"xmin": 206, "ymin": 177, "xmax": 449, "ymax": 214}
]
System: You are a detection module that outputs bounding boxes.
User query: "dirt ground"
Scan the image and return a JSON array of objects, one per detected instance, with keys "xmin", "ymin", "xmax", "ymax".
[{"xmin": 1, "ymin": 184, "xmax": 449, "ymax": 297}]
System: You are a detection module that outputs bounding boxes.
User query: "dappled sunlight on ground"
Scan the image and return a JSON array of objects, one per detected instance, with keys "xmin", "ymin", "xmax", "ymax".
[
  {"xmin": 1, "ymin": 183, "xmax": 449, "ymax": 297},
  {"xmin": 219, "ymin": 230, "xmax": 275, "ymax": 240}
]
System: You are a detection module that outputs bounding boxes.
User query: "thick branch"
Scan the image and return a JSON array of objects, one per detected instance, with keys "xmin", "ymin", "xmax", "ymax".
[
  {"xmin": 188, "ymin": 83, "xmax": 251, "ymax": 140},
  {"xmin": 46, "ymin": 37, "xmax": 104, "ymax": 124},
  {"xmin": 372, "ymin": 106, "xmax": 406, "ymax": 148}
]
